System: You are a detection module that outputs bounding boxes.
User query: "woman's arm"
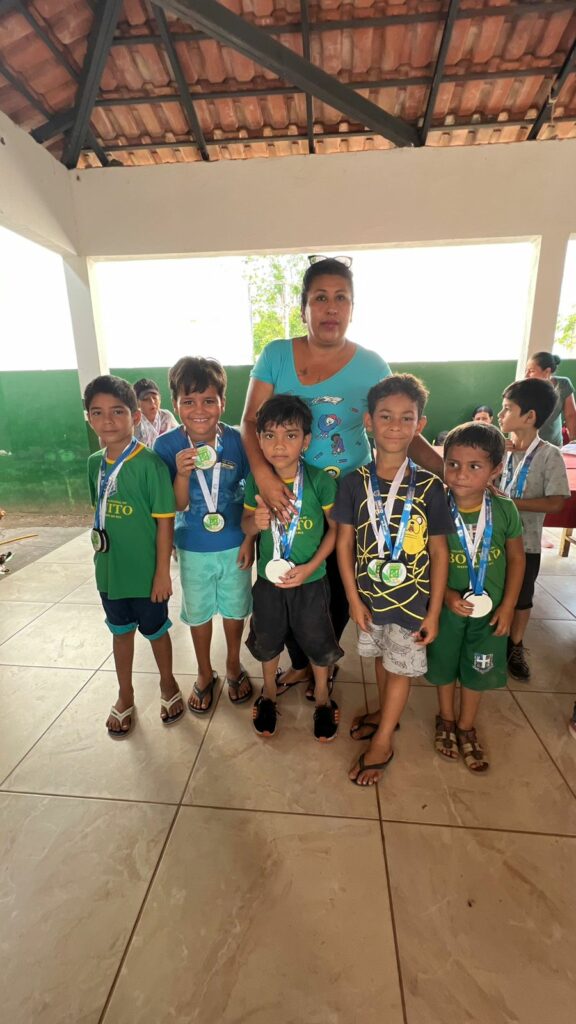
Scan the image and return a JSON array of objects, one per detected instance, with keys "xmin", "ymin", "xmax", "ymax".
[
  {"xmin": 513, "ymin": 496, "xmax": 566, "ymax": 513},
  {"xmin": 241, "ymin": 377, "xmax": 295, "ymax": 517},
  {"xmin": 563, "ymin": 392, "xmax": 576, "ymax": 441},
  {"xmin": 408, "ymin": 434, "xmax": 444, "ymax": 478}
]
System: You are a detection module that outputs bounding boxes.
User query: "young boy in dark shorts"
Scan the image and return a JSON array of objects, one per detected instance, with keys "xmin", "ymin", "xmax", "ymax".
[
  {"xmin": 84, "ymin": 375, "xmax": 182, "ymax": 737},
  {"xmin": 334, "ymin": 374, "xmax": 453, "ymax": 786},
  {"xmin": 498, "ymin": 378, "xmax": 570, "ymax": 680},
  {"xmin": 242, "ymin": 395, "xmax": 343, "ymax": 741},
  {"xmin": 426, "ymin": 423, "xmax": 525, "ymax": 771}
]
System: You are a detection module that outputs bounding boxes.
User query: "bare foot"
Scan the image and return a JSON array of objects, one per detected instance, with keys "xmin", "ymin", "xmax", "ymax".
[
  {"xmin": 350, "ymin": 710, "xmax": 380, "ymax": 740},
  {"xmin": 106, "ymin": 694, "xmax": 134, "ymax": 734},
  {"xmin": 276, "ymin": 666, "xmax": 313, "ymax": 695}
]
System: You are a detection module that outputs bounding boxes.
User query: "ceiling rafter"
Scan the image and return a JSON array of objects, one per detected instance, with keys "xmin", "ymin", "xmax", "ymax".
[
  {"xmin": 152, "ymin": 4, "xmax": 209, "ymax": 161},
  {"xmin": 153, "ymin": 0, "xmax": 419, "ymax": 148},
  {"xmin": 299, "ymin": 0, "xmax": 315, "ymax": 155},
  {"xmin": 62, "ymin": 0, "xmax": 123, "ymax": 168},
  {"xmin": 528, "ymin": 35, "xmax": 576, "ymax": 140},
  {"xmin": 420, "ymin": 0, "xmax": 460, "ymax": 145}
]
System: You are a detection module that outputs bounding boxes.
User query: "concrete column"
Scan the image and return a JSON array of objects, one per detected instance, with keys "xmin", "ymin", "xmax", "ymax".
[
  {"xmin": 517, "ymin": 232, "xmax": 569, "ymax": 378},
  {"xmin": 62, "ymin": 255, "xmax": 109, "ymax": 396}
]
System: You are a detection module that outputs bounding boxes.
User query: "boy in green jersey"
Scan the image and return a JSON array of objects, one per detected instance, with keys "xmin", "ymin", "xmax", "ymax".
[
  {"xmin": 426, "ymin": 423, "xmax": 525, "ymax": 772},
  {"xmin": 84, "ymin": 375, "xmax": 181, "ymax": 737}
]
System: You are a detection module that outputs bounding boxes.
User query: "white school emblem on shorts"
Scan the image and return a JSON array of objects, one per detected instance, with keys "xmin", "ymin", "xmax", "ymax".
[{"xmin": 473, "ymin": 652, "xmax": 494, "ymax": 674}]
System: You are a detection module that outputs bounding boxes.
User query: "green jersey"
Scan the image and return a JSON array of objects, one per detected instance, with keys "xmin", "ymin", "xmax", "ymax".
[
  {"xmin": 88, "ymin": 443, "xmax": 175, "ymax": 599},
  {"xmin": 244, "ymin": 464, "xmax": 337, "ymax": 583},
  {"xmin": 446, "ymin": 491, "xmax": 522, "ymax": 606}
]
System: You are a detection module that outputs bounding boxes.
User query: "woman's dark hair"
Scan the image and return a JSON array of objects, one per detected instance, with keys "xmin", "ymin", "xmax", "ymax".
[
  {"xmin": 83, "ymin": 375, "xmax": 137, "ymax": 414},
  {"xmin": 256, "ymin": 394, "xmax": 312, "ymax": 435},
  {"xmin": 473, "ymin": 404, "xmax": 493, "ymax": 417},
  {"xmin": 301, "ymin": 258, "xmax": 354, "ymax": 308},
  {"xmin": 531, "ymin": 351, "xmax": 561, "ymax": 372},
  {"xmin": 502, "ymin": 378, "xmax": 557, "ymax": 428},
  {"xmin": 443, "ymin": 423, "xmax": 505, "ymax": 468},
  {"xmin": 168, "ymin": 357, "xmax": 226, "ymax": 401}
]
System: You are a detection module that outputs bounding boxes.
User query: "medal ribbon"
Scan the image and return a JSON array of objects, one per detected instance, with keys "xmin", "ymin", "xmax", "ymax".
[
  {"xmin": 187, "ymin": 428, "xmax": 223, "ymax": 515},
  {"xmin": 367, "ymin": 458, "xmax": 417, "ymax": 561},
  {"xmin": 95, "ymin": 438, "xmax": 140, "ymax": 531},
  {"xmin": 500, "ymin": 435, "xmax": 541, "ymax": 498},
  {"xmin": 271, "ymin": 460, "xmax": 304, "ymax": 561},
  {"xmin": 448, "ymin": 490, "xmax": 493, "ymax": 596}
]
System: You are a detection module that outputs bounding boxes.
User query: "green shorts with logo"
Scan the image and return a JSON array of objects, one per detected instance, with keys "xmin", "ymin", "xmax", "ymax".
[{"xmin": 425, "ymin": 605, "xmax": 507, "ymax": 691}]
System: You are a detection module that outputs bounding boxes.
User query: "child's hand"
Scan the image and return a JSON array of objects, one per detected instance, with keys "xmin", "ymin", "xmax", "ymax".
[
  {"xmin": 413, "ymin": 614, "xmax": 438, "ymax": 645},
  {"xmin": 490, "ymin": 603, "xmax": 513, "ymax": 637},
  {"xmin": 151, "ymin": 571, "xmax": 173, "ymax": 603},
  {"xmin": 254, "ymin": 494, "xmax": 271, "ymax": 531},
  {"xmin": 350, "ymin": 598, "xmax": 372, "ymax": 633},
  {"xmin": 175, "ymin": 447, "xmax": 197, "ymax": 478},
  {"xmin": 275, "ymin": 563, "xmax": 311, "ymax": 588},
  {"xmin": 237, "ymin": 537, "xmax": 255, "ymax": 570},
  {"xmin": 445, "ymin": 588, "xmax": 474, "ymax": 617}
]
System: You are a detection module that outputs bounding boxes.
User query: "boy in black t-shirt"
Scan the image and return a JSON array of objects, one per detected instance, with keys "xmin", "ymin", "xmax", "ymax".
[{"xmin": 333, "ymin": 375, "xmax": 453, "ymax": 786}]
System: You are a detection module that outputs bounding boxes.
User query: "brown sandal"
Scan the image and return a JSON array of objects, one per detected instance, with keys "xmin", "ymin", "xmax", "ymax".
[
  {"xmin": 456, "ymin": 726, "xmax": 489, "ymax": 773},
  {"xmin": 434, "ymin": 715, "xmax": 458, "ymax": 760}
]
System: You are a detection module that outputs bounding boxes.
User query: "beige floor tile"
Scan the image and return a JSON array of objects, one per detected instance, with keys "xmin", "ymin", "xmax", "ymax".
[
  {"xmin": 185, "ymin": 682, "xmax": 379, "ymax": 818},
  {"xmin": 371, "ymin": 685, "xmax": 576, "ymax": 834},
  {"xmin": 538, "ymin": 546, "xmax": 576, "ymax": 575},
  {"xmin": 514, "ymin": 690, "xmax": 576, "ymax": 793},
  {"xmin": 508, "ymin": 618, "xmax": 576, "ymax": 693},
  {"xmin": 35, "ymin": 531, "xmax": 95, "ymax": 565},
  {"xmin": 0, "ymin": 603, "xmax": 112, "ymax": 669},
  {"xmin": 0, "ymin": 792, "xmax": 173, "ymax": 1024},
  {"xmin": 0, "ymin": 666, "xmax": 92, "ymax": 781},
  {"xmin": 0, "ymin": 562, "xmax": 93, "ymax": 603},
  {"xmin": 0, "ymin": 601, "xmax": 51, "ymax": 643},
  {"xmin": 385, "ymin": 822, "xmax": 576, "ymax": 1024},
  {"xmin": 4, "ymin": 671, "xmax": 215, "ymax": 802},
  {"xmin": 103, "ymin": 806, "xmax": 404, "ymax": 1024},
  {"xmin": 536, "ymin": 576, "xmax": 576, "ymax": 617},
  {"xmin": 531, "ymin": 582, "xmax": 575, "ymax": 620}
]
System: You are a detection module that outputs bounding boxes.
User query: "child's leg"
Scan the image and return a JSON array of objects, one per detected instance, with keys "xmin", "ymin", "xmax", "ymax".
[
  {"xmin": 437, "ymin": 681, "xmax": 457, "ymax": 722},
  {"xmin": 510, "ymin": 607, "xmax": 531, "ymax": 646},
  {"xmin": 108, "ymin": 630, "xmax": 136, "ymax": 733},
  {"xmin": 349, "ymin": 672, "xmax": 410, "ymax": 785},
  {"xmin": 311, "ymin": 662, "xmax": 340, "ymax": 742},
  {"xmin": 434, "ymin": 681, "xmax": 459, "ymax": 760},
  {"xmin": 262, "ymin": 656, "xmax": 281, "ymax": 700},
  {"xmin": 222, "ymin": 617, "xmax": 251, "ymax": 700},
  {"xmin": 457, "ymin": 687, "xmax": 482, "ymax": 731},
  {"xmin": 350, "ymin": 658, "xmax": 385, "ymax": 739},
  {"xmin": 188, "ymin": 620, "xmax": 215, "ymax": 710},
  {"xmin": 149, "ymin": 631, "xmax": 183, "ymax": 720}
]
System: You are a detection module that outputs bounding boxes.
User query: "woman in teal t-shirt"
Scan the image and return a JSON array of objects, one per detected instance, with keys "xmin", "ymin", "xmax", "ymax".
[
  {"xmin": 241, "ymin": 255, "xmax": 442, "ymax": 694},
  {"xmin": 526, "ymin": 351, "xmax": 576, "ymax": 446}
]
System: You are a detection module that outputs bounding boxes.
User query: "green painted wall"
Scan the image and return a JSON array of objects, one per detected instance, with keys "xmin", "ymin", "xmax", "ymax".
[{"xmin": 2, "ymin": 359, "xmax": 575, "ymax": 512}]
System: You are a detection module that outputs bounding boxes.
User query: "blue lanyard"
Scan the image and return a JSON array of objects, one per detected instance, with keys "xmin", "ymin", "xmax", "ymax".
[
  {"xmin": 95, "ymin": 438, "xmax": 139, "ymax": 529},
  {"xmin": 273, "ymin": 460, "xmax": 304, "ymax": 560},
  {"xmin": 501, "ymin": 437, "xmax": 541, "ymax": 498},
  {"xmin": 368, "ymin": 460, "xmax": 417, "ymax": 560},
  {"xmin": 448, "ymin": 490, "xmax": 493, "ymax": 596}
]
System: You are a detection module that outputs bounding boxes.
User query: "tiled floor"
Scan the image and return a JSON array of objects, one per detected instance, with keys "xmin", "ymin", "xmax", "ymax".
[{"xmin": 1, "ymin": 529, "xmax": 575, "ymax": 1024}]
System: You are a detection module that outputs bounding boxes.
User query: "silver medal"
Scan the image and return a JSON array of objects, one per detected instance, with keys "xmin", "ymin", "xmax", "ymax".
[
  {"xmin": 462, "ymin": 590, "xmax": 493, "ymax": 618},
  {"xmin": 265, "ymin": 558, "xmax": 295, "ymax": 584}
]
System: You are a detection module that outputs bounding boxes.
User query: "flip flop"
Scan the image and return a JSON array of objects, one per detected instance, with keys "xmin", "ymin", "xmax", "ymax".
[
  {"xmin": 187, "ymin": 672, "xmax": 218, "ymax": 716},
  {"xmin": 160, "ymin": 688, "xmax": 185, "ymax": 725},
  {"xmin": 227, "ymin": 669, "xmax": 253, "ymax": 705},
  {"xmin": 350, "ymin": 751, "xmax": 395, "ymax": 786},
  {"xmin": 107, "ymin": 704, "xmax": 135, "ymax": 738},
  {"xmin": 349, "ymin": 714, "xmax": 401, "ymax": 740},
  {"xmin": 275, "ymin": 666, "xmax": 311, "ymax": 696},
  {"xmin": 305, "ymin": 665, "xmax": 339, "ymax": 703}
]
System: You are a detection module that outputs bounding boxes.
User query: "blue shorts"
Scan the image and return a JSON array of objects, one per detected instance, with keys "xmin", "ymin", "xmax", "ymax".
[
  {"xmin": 178, "ymin": 546, "xmax": 253, "ymax": 626},
  {"xmin": 100, "ymin": 593, "xmax": 171, "ymax": 640}
]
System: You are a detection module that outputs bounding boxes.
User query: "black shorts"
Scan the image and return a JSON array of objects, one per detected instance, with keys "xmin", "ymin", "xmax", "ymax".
[
  {"xmin": 246, "ymin": 577, "xmax": 344, "ymax": 667},
  {"xmin": 100, "ymin": 593, "xmax": 171, "ymax": 639},
  {"xmin": 515, "ymin": 553, "xmax": 541, "ymax": 611}
]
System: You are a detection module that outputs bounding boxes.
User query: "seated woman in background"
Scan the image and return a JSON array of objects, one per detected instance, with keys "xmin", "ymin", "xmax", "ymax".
[
  {"xmin": 525, "ymin": 352, "xmax": 576, "ymax": 446},
  {"xmin": 473, "ymin": 405, "xmax": 494, "ymax": 424}
]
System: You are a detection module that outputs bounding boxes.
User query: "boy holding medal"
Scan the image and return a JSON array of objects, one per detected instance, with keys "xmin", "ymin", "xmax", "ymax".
[
  {"xmin": 334, "ymin": 375, "xmax": 454, "ymax": 786},
  {"xmin": 426, "ymin": 422, "xmax": 525, "ymax": 771},
  {"xmin": 242, "ymin": 395, "xmax": 343, "ymax": 740},
  {"xmin": 153, "ymin": 357, "xmax": 254, "ymax": 713},
  {"xmin": 84, "ymin": 376, "xmax": 182, "ymax": 737},
  {"xmin": 498, "ymin": 378, "xmax": 570, "ymax": 680}
]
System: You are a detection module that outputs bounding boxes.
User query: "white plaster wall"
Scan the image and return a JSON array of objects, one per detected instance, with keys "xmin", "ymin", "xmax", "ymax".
[
  {"xmin": 70, "ymin": 139, "xmax": 576, "ymax": 259},
  {"xmin": 0, "ymin": 110, "xmax": 77, "ymax": 254}
]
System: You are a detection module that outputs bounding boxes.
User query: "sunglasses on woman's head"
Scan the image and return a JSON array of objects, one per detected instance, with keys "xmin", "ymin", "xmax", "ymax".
[{"xmin": 308, "ymin": 254, "xmax": 353, "ymax": 268}]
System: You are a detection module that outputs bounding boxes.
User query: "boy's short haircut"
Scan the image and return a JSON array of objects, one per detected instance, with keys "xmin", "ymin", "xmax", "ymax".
[
  {"xmin": 443, "ymin": 422, "xmax": 505, "ymax": 468},
  {"xmin": 502, "ymin": 378, "xmax": 557, "ymax": 428},
  {"xmin": 367, "ymin": 373, "xmax": 429, "ymax": 418},
  {"xmin": 256, "ymin": 394, "xmax": 313, "ymax": 435},
  {"xmin": 133, "ymin": 377, "xmax": 160, "ymax": 399},
  {"xmin": 83, "ymin": 375, "xmax": 137, "ymax": 414},
  {"xmin": 168, "ymin": 357, "xmax": 227, "ymax": 401}
]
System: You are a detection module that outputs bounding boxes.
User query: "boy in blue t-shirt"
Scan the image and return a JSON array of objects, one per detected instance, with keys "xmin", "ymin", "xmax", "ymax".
[{"xmin": 154, "ymin": 357, "xmax": 254, "ymax": 715}]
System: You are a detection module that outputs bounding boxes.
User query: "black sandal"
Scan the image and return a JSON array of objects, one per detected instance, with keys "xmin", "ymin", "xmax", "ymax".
[
  {"xmin": 187, "ymin": 672, "xmax": 217, "ymax": 715},
  {"xmin": 227, "ymin": 669, "xmax": 253, "ymax": 705},
  {"xmin": 350, "ymin": 751, "xmax": 394, "ymax": 786}
]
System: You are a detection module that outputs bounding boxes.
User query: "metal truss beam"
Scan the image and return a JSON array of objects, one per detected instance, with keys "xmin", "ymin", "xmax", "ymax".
[
  {"xmin": 299, "ymin": 0, "xmax": 315, "ymax": 154},
  {"xmin": 152, "ymin": 4, "xmax": 209, "ymax": 160},
  {"xmin": 154, "ymin": 0, "xmax": 419, "ymax": 147},
  {"xmin": 110, "ymin": 4, "xmax": 576, "ymax": 47},
  {"xmin": 420, "ymin": 0, "xmax": 460, "ymax": 144},
  {"xmin": 528, "ymin": 36, "xmax": 576, "ymax": 140},
  {"xmin": 62, "ymin": 0, "xmax": 123, "ymax": 168}
]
